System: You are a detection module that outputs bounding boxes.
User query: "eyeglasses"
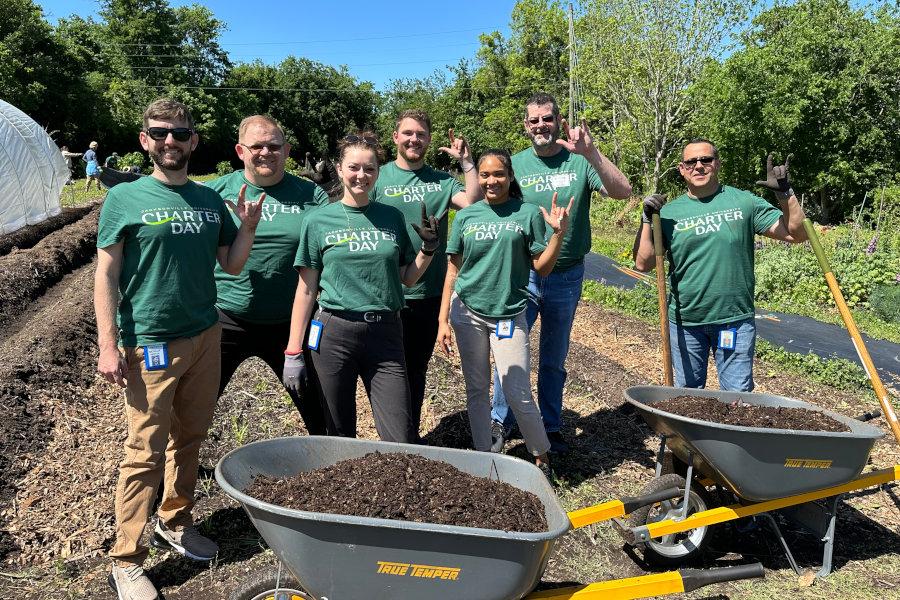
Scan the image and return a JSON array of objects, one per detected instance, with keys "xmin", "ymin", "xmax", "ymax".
[
  {"xmin": 240, "ymin": 142, "xmax": 284, "ymax": 155},
  {"xmin": 344, "ymin": 134, "xmax": 379, "ymax": 146},
  {"xmin": 527, "ymin": 115, "xmax": 555, "ymax": 125},
  {"xmin": 145, "ymin": 127, "xmax": 193, "ymax": 142},
  {"xmin": 681, "ymin": 156, "xmax": 716, "ymax": 169}
]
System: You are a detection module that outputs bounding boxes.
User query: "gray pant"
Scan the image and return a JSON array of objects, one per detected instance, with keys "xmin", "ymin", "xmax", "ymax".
[
  {"xmin": 450, "ymin": 296, "xmax": 550, "ymax": 456},
  {"xmin": 310, "ymin": 310, "xmax": 414, "ymax": 443}
]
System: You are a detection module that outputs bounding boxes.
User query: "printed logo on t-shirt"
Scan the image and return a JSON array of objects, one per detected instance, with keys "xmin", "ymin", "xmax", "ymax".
[
  {"xmin": 224, "ymin": 198, "xmax": 305, "ymax": 222},
  {"xmin": 324, "ymin": 227, "xmax": 398, "ymax": 252},
  {"xmin": 141, "ymin": 207, "xmax": 221, "ymax": 234},
  {"xmin": 673, "ymin": 208, "xmax": 744, "ymax": 236},
  {"xmin": 382, "ymin": 182, "xmax": 444, "ymax": 203},
  {"xmin": 462, "ymin": 221, "xmax": 524, "ymax": 241},
  {"xmin": 519, "ymin": 172, "xmax": 577, "ymax": 192}
]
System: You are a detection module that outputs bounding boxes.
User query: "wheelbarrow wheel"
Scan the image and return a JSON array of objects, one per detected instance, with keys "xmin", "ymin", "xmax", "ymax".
[
  {"xmin": 230, "ymin": 566, "xmax": 311, "ymax": 600},
  {"xmin": 627, "ymin": 473, "xmax": 710, "ymax": 566}
]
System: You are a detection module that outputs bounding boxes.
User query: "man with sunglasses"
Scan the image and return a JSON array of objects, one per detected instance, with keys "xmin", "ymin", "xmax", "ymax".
[
  {"xmin": 207, "ymin": 115, "xmax": 328, "ymax": 436},
  {"xmin": 371, "ymin": 109, "xmax": 481, "ymax": 441},
  {"xmin": 96, "ymin": 98, "xmax": 261, "ymax": 600},
  {"xmin": 633, "ymin": 138, "xmax": 807, "ymax": 392},
  {"xmin": 490, "ymin": 92, "xmax": 632, "ymax": 455}
]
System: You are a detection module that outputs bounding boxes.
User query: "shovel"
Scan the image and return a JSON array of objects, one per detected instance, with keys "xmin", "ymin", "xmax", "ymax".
[
  {"xmin": 803, "ymin": 218, "xmax": 900, "ymax": 444},
  {"xmin": 651, "ymin": 213, "xmax": 674, "ymax": 386}
]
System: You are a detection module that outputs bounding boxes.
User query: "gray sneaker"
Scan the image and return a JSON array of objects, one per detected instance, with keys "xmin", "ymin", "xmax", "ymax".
[
  {"xmin": 108, "ymin": 563, "xmax": 159, "ymax": 600},
  {"xmin": 151, "ymin": 520, "xmax": 218, "ymax": 561}
]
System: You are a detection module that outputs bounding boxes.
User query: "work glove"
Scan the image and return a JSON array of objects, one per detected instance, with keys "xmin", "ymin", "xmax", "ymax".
[
  {"xmin": 282, "ymin": 352, "xmax": 307, "ymax": 394},
  {"xmin": 411, "ymin": 203, "xmax": 440, "ymax": 255},
  {"xmin": 642, "ymin": 194, "xmax": 667, "ymax": 224},
  {"xmin": 756, "ymin": 152, "xmax": 794, "ymax": 200}
]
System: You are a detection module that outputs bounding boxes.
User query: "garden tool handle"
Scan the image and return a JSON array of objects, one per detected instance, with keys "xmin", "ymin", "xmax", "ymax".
[
  {"xmin": 651, "ymin": 213, "xmax": 674, "ymax": 386},
  {"xmin": 680, "ymin": 563, "xmax": 764, "ymax": 592},
  {"xmin": 803, "ymin": 218, "xmax": 900, "ymax": 445}
]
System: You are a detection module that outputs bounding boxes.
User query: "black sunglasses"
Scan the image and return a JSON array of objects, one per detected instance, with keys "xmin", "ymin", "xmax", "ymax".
[
  {"xmin": 240, "ymin": 142, "xmax": 284, "ymax": 155},
  {"xmin": 145, "ymin": 127, "xmax": 194, "ymax": 142},
  {"xmin": 681, "ymin": 156, "xmax": 716, "ymax": 169},
  {"xmin": 344, "ymin": 134, "xmax": 379, "ymax": 146},
  {"xmin": 527, "ymin": 115, "xmax": 555, "ymax": 125}
]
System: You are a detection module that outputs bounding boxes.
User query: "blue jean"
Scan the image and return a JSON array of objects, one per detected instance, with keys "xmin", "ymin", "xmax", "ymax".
[
  {"xmin": 670, "ymin": 317, "xmax": 756, "ymax": 392},
  {"xmin": 491, "ymin": 261, "xmax": 585, "ymax": 433}
]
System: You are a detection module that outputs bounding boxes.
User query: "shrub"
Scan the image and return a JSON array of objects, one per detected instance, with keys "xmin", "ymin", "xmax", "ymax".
[
  {"xmin": 870, "ymin": 284, "xmax": 900, "ymax": 323},
  {"xmin": 284, "ymin": 157, "xmax": 299, "ymax": 173},
  {"xmin": 216, "ymin": 161, "xmax": 234, "ymax": 176},
  {"xmin": 117, "ymin": 152, "xmax": 145, "ymax": 170}
]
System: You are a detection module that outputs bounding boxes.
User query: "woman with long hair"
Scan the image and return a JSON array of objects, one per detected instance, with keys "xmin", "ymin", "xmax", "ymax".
[
  {"xmin": 437, "ymin": 149, "xmax": 572, "ymax": 472},
  {"xmin": 284, "ymin": 132, "xmax": 439, "ymax": 442}
]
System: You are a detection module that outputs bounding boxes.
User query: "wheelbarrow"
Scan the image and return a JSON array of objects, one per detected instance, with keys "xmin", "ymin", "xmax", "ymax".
[
  {"xmin": 617, "ymin": 385, "xmax": 899, "ymax": 577},
  {"xmin": 215, "ymin": 436, "xmax": 765, "ymax": 600}
]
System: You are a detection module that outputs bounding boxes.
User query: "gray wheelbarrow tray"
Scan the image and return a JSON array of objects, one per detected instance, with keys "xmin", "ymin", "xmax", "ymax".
[
  {"xmin": 216, "ymin": 436, "xmax": 569, "ymax": 600},
  {"xmin": 624, "ymin": 385, "xmax": 884, "ymax": 502}
]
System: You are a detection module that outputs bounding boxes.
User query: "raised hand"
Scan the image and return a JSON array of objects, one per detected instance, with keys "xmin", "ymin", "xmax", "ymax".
[
  {"xmin": 438, "ymin": 128, "xmax": 472, "ymax": 166},
  {"xmin": 411, "ymin": 203, "xmax": 440, "ymax": 254},
  {"xmin": 642, "ymin": 193, "xmax": 668, "ymax": 223},
  {"xmin": 756, "ymin": 152, "xmax": 793, "ymax": 194},
  {"xmin": 225, "ymin": 183, "xmax": 265, "ymax": 229},
  {"xmin": 539, "ymin": 192, "xmax": 574, "ymax": 234},
  {"xmin": 555, "ymin": 118, "xmax": 595, "ymax": 157}
]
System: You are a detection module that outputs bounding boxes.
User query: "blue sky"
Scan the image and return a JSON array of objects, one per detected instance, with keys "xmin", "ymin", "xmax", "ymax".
[{"xmin": 37, "ymin": 0, "xmax": 517, "ymax": 90}]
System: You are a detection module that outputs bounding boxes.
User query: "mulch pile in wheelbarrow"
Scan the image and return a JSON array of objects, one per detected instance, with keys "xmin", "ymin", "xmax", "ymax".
[
  {"xmin": 245, "ymin": 451, "xmax": 548, "ymax": 532},
  {"xmin": 655, "ymin": 395, "xmax": 850, "ymax": 432}
]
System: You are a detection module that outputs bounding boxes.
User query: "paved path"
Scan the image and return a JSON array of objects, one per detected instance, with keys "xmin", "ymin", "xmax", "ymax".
[{"xmin": 583, "ymin": 252, "xmax": 900, "ymax": 386}]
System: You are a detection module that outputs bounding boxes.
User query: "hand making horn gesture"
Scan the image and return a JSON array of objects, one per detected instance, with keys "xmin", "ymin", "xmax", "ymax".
[
  {"xmin": 556, "ymin": 118, "xmax": 596, "ymax": 157},
  {"xmin": 411, "ymin": 203, "xmax": 440, "ymax": 254},
  {"xmin": 438, "ymin": 128, "xmax": 474, "ymax": 170},
  {"xmin": 756, "ymin": 152, "xmax": 794, "ymax": 198},
  {"xmin": 540, "ymin": 192, "xmax": 574, "ymax": 235},
  {"xmin": 225, "ymin": 183, "xmax": 265, "ymax": 229}
]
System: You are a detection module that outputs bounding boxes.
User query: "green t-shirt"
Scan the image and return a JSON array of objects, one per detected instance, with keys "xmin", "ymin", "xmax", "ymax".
[
  {"xmin": 371, "ymin": 161, "xmax": 464, "ymax": 300},
  {"xmin": 446, "ymin": 198, "xmax": 548, "ymax": 319},
  {"xmin": 660, "ymin": 185, "xmax": 782, "ymax": 326},
  {"xmin": 97, "ymin": 175, "xmax": 238, "ymax": 346},
  {"xmin": 512, "ymin": 148, "xmax": 605, "ymax": 271},
  {"xmin": 208, "ymin": 171, "xmax": 329, "ymax": 323},
  {"xmin": 294, "ymin": 201, "xmax": 416, "ymax": 312}
]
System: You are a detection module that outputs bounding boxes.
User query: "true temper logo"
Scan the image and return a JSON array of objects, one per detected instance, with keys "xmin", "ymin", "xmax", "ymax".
[
  {"xmin": 324, "ymin": 227, "xmax": 398, "ymax": 252},
  {"xmin": 462, "ymin": 221, "xmax": 524, "ymax": 241},
  {"xmin": 520, "ymin": 171, "xmax": 577, "ymax": 192},
  {"xmin": 784, "ymin": 458, "xmax": 833, "ymax": 469},
  {"xmin": 382, "ymin": 182, "xmax": 444, "ymax": 203},
  {"xmin": 674, "ymin": 209, "xmax": 744, "ymax": 236},
  {"xmin": 224, "ymin": 197, "xmax": 307, "ymax": 222},
  {"xmin": 376, "ymin": 561, "xmax": 460, "ymax": 581},
  {"xmin": 141, "ymin": 208, "xmax": 221, "ymax": 234}
]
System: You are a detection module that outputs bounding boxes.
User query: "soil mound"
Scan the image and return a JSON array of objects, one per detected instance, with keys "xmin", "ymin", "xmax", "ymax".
[
  {"xmin": 654, "ymin": 395, "xmax": 850, "ymax": 432},
  {"xmin": 246, "ymin": 452, "xmax": 548, "ymax": 533},
  {"xmin": 0, "ymin": 204, "xmax": 96, "ymax": 257}
]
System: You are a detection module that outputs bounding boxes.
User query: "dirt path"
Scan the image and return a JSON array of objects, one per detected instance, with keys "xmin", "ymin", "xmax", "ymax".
[{"xmin": 0, "ymin": 212, "xmax": 897, "ymax": 599}]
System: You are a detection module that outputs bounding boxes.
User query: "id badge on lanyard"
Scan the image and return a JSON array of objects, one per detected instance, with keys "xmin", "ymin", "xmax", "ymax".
[
  {"xmin": 143, "ymin": 343, "xmax": 169, "ymax": 371},
  {"xmin": 308, "ymin": 320, "xmax": 324, "ymax": 351},
  {"xmin": 718, "ymin": 328, "xmax": 737, "ymax": 350},
  {"xmin": 496, "ymin": 319, "xmax": 514, "ymax": 339}
]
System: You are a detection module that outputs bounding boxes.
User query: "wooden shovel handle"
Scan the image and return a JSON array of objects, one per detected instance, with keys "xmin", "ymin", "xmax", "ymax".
[{"xmin": 652, "ymin": 213, "xmax": 674, "ymax": 386}]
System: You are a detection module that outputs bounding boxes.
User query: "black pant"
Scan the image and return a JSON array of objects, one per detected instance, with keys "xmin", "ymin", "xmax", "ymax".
[
  {"xmin": 400, "ymin": 296, "xmax": 441, "ymax": 438},
  {"xmin": 310, "ymin": 310, "xmax": 414, "ymax": 443},
  {"xmin": 218, "ymin": 309, "xmax": 327, "ymax": 435}
]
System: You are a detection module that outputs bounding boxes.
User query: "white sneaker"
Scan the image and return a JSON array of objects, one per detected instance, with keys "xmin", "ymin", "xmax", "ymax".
[
  {"xmin": 108, "ymin": 563, "xmax": 159, "ymax": 600},
  {"xmin": 151, "ymin": 520, "xmax": 218, "ymax": 561}
]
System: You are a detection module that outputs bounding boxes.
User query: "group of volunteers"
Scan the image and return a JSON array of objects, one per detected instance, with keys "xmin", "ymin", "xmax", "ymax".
[{"xmin": 94, "ymin": 92, "xmax": 805, "ymax": 600}]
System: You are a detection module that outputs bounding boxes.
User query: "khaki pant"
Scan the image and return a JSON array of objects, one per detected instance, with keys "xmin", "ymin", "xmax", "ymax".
[{"xmin": 110, "ymin": 324, "xmax": 222, "ymax": 565}]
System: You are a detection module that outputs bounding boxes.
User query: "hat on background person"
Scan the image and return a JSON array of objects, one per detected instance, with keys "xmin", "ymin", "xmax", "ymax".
[{"xmin": 89, "ymin": 141, "xmax": 98, "ymax": 148}]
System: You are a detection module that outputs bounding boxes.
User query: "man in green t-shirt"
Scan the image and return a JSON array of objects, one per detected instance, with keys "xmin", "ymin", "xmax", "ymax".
[
  {"xmin": 208, "ymin": 115, "xmax": 328, "ymax": 436},
  {"xmin": 491, "ymin": 92, "xmax": 632, "ymax": 454},
  {"xmin": 372, "ymin": 109, "xmax": 481, "ymax": 439},
  {"xmin": 95, "ymin": 98, "xmax": 261, "ymax": 600},
  {"xmin": 633, "ymin": 138, "xmax": 807, "ymax": 392}
]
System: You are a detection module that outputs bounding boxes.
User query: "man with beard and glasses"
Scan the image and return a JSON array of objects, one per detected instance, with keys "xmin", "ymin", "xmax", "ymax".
[
  {"xmin": 490, "ymin": 92, "xmax": 632, "ymax": 455},
  {"xmin": 95, "ymin": 98, "xmax": 262, "ymax": 600},
  {"xmin": 633, "ymin": 139, "xmax": 806, "ymax": 392},
  {"xmin": 371, "ymin": 109, "xmax": 481, "ymax": 440},
  {"xmin": 207, "ymin": 115, "xmax": 328, "ymax": 435}
]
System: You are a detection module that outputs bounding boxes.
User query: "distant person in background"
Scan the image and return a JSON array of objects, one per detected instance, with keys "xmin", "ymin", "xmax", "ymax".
[
  {"xmin": 84, "ymin": 140, "xmax": 100, "ymax": 191},
  {"xmin": 104, "ymin": 152, "xmax": 121, "ymax": 170},
  {"xmin": 633, "ymin": 139, "xmax": 807, "ymax": 392},
  {"xmin": 60, "ymin": 145, "xmax": 82, "ymax": 184}
]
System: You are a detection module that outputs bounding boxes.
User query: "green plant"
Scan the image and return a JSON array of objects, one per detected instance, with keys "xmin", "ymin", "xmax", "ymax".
[
  {"xmin": 870, "ymin": 284, "xmax": 900, "ymax": 323},
  {"xmin": 284, "ymin": 156, "xmax": 299, "ymax": 173},
  {"xmin": 230, "ymin": 414, "xmax": 250, "ymax": 446},
  {"xmin": 216, "ymin": 160, "xmax": 234, "ymax": 177},
  {"xmin": 116, "ymin": 151, "xmax": 144, "ymax": 170}
]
